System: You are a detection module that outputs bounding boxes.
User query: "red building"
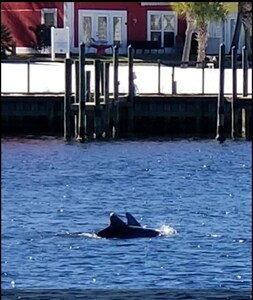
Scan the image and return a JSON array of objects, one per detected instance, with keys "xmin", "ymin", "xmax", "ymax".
[{"xmin": 1, "ymin": 2, "xmax": 186, "ymax": 54}]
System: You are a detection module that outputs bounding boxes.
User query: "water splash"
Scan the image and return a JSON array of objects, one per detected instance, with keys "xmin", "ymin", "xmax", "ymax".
[
  {"xmin": 66, "ymin": 232, "xmax": 101, "ymax": 239},
  {"xmin": 159, "ymin": 225, "xmax": 177, "ymax": 236}
]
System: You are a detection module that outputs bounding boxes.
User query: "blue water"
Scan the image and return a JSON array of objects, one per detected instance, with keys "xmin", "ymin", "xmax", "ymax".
[{"xmin": 1, "ymin": 138, "xmax": 252, "ymax": 291}]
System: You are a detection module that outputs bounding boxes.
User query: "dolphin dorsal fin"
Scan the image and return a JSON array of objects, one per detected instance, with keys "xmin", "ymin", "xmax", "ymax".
[
  {"xmin": 126, "ymin": 212, "xmax": 141, "ymax": 227},
  {"xmin": 110, "ymin": 213, "xmax": 127, "ymax": 227}
]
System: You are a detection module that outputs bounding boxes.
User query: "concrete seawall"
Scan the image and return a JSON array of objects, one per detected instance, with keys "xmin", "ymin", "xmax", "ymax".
[{"xmin": 1, "ymin": 94, "xmax": 252, "ymax": 139}]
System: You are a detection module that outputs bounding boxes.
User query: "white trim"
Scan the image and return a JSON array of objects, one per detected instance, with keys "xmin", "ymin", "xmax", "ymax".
[
  {"xmin": 78, "ymin": 10, "xmax": 127, "ymax": 54},
  {"xmin": 41, "ymin": 8, "xmax": 57, "ymax": 27},
  {"xmin": 141, "ymin": 2, "xmax": 171, "ymax": 6},
  {"xmin": 147, "ymin": 10, "xmax": 177, "ymax": 52},
  {"xmin": 64, "ymin": 2, "xmax": 74, "ymax": 52},
  {"xmin": 15, "ymin": 47, "xmax": 51, "ymax": 54}
]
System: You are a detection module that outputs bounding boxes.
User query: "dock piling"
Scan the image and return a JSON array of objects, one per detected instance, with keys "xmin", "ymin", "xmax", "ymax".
[
  {"xmin": 172, "ymin": 66, "xmax": 176, "ymax": 95},
  {"xmin": 158, "ymin": 59, "xmax": 161, "ymax": 94},
  {"xmin": 77, "ymin": 42, "xmax": 86, "ymax": 143},
  {"xmin": 103, "ymin": 62, "xmax": 110, "ymax": 137},
  {"xmin": 64, "ymin": 58, "xmax": 72, "ymax": 142},
  {"xmin": 216, "ymin": 43, "xmax": 226, "ymax": 143},
  {"xmin": 85, "ymin": 70, "xmax": 91, "ymax": 135},
  {"xmin": 94, "ymin": 59, "xmax": 101, "ymax": 138},
  {"xmin": 27, "ymin": 59, "xmax": 30, "ymax": 93},
  {"xmin": 74, "ymin": 60, "xmax": 79, "ymax": 138},
  {"xmin": 242, "ymin": 46, "xmax": 248, "ymax": 97},
  {"xmin": 113, "ymin": 46, "xmax": 119, "ymax": 136},
  {"xmin": 231, "ymin": 46, "xmax": 237, "ymax": 140},
  {"xmin": 128, "ymin": 45, "xmax": 134, "ymax": 134}
]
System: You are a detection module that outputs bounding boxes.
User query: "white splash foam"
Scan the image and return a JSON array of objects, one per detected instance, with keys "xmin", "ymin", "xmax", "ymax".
[
  {"xmin": 210, "ymin": 234, "xmax": 223, "ymax": 238},
  {"xmin": 159, "ymin": 225, "xmax": 177, "ymax": 236},
  {"xmin": 68, "ymin": 232, "xmax": 101, "ymax": 239}
]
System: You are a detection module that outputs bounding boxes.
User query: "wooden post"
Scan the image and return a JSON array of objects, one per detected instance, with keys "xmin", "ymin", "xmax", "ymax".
[
  {"xmin": 242, "ymin": 46, "xmax": 248, "ymax": 97},
  {"xmin": 64, "ymin": 58, "xmax": 72, "ymax": 142},
  {"xmin": 172, "ymin": 65, "xmax": 176, "ymax": 95},
  {"xmin": 128, "ymin": 45, "xmax": 134, "ymax": 101},
  {"xmin": 27, "ymin": 60, "xmax": 30, "ymax": 93},
  {"xmin": 94, "ymin": 59, "xmax": 101, "ymax": 138},
  {"xmin": 113, "ymin": 46, "xmax": 119, "ymax": 136},
  {"xmin": 201, "ymin": 62, "xmax": 205, "ymax": 94},
  {"xmin": 231, "ymin": 46, "xmax": 237, "ymax": 140},
  {"xmin": 77, "ymin": 43, "xmax": 86, "ymax": 143},
  {"xmin": 128, "ymin": 45, "xmax": 134, "ymax": 135},
  {"xmin": 85, "ymin": 71, "xmax": 91, "ymax": 102},
  {"xmin": 216, "ymin": 43, "xmax": 226, "ymax": 144},
  {"xmin": 104, "ymin": 62, "xmax": 110, "ymax": 137},
  {"xmin": 100, "ymin": 62, "xmax": 104, "ymax": 97},
  {"xmin": 158, "ymin": 59, "xmax": 161, "ymax": 94},
  {"xmin": 74, "ymin": 60, "xmax": 79, "ymax": 138},
  {"xmin": 241, "ymin": 108, "xmax": 249, "ymax": 139},
  {"xmin": 85, "ymin": 70, "xmax": 91, "ymax": 136}
]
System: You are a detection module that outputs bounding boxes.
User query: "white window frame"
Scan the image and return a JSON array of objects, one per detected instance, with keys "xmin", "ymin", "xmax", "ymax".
[
  {"xmin": 41, "ymin": 8, "xmax": 57, "ymax": 27},
  {"xmin": 147, "ymin": 10, "xmax": 177, "ymax": 48}
]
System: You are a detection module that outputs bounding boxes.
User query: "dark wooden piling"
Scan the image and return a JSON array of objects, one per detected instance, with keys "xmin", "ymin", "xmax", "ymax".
[
  {"xmin": 74, "ymin": 60, "xmax": 79, "ymax": 138},
  {"xmin": 94, "ymin": 59, "xmax": 101, "ymax": 138},
  {"xmin": 231, "ymin": 46, "xmax": 237, "ymax": 140},
  {"xmin": 27, "ymin": 60, "xmax": 30, "ymax": 93},
  {"xmin": 201, "ymin": 62, "xmax": 205, "ymax": 94},
  {"xmin": 172, "ymin": 66, "xmax": 176, "ymax": 95},
  {"xmin": 113, "ymin": 45, "xmax": 119, "ymax": 105},
  {"xmin": 85, "ymin": 70, "xmax": 91, "ymax": 135},
  {"xmin": 103, "ymin": 62, "xmax": 110, "ymax": 137},
  {"xmin": 85, "ymin": 71, "xmax": 91, "ymax": 102},
  {"xmin": 113, "ymin": 46, "xmax": 119, "ymax": 136},
  {"xmin": 216, "ymin": 43, "xmax": 226, "ymax": 143},
  {"xmin": 158, "ymin": 59, "xmax": 161, "ymax": 94},
  {"xmin": 100, "ymin": 62, "xmax": 104, "ymax": 96},
  {"xmin": 242, "ymin": 46, "xmax": 248, "ymax": 97},
  {"xmin": 77, "ymin": 42, "xmax": 86, "ymax": 143},
  {"xmin": 64, "ymin": 58, "xmax": 72, "ymax": 142},
  {"xmin": 128, "ymin": 45, "xmax": 134, "ymax": 134},
  {"xmin": 241, "ymin": 108, "xmax": 250, "ymax": 139}
]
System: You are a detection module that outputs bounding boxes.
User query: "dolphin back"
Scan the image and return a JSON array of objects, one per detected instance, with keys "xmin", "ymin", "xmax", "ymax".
[{"xmin": 126, "ymin": 212, "xmax": 141, "ymax": 227}]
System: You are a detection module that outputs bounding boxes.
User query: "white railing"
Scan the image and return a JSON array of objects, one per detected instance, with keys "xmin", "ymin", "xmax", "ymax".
[{"xmin": 1, "ymin": 60, "xmax": 252, "ymax": 96}]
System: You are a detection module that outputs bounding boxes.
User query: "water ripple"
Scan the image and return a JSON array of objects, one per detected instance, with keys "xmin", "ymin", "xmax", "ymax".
[{"xmin": 1, "ymin": 138, "xmax": 251, "ymax": 289}]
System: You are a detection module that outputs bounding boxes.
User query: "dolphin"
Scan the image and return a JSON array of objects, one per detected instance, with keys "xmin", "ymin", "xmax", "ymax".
[{"xmin": 96, "ymin": 212, "xmax": 160, "ymax": 239}]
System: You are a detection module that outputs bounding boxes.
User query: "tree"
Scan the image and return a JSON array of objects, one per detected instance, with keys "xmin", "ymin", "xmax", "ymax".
[
  {"xmin": 172, "ymin": 3, "xmax": 196, "ymax": 67},
  {"xmin": 172, "ymin": 2, "xmax": 228, "ymax": 67},
  {"xmin": 194, "ymin": 3, "xmax": 228, "ymax": 65},
  {"xmin": 1, "ymin": 23, "xmax": 14, "ymax": 59},
  {"xmin": 29, "ymin": 24, "xmax": 52, "ymax": 52},
  {"xmin": 230, "ymin": 2, "xmax": 252, "ymax": 58}
]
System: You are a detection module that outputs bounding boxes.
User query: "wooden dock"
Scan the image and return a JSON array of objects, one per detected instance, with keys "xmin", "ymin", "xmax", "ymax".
[
  {"xmin": 1, "ymin": 44, "xmax": 252, "ymax": 141},
  {"xmin": 1, "ymin": 93, "xmax": 252, "ymax": 140}
]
